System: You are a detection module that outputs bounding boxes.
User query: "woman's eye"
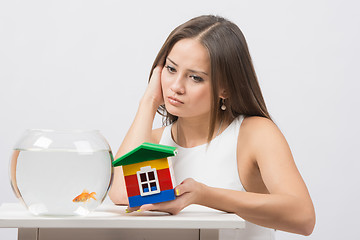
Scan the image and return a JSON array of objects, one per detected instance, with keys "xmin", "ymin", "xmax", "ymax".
[
  {"xmin": 165, "ymin": 65, "xmax": 176, "ymax": 73},
  {"xmin": 190, "ymin": 75, "xmax": 204, "ymax": 82}
]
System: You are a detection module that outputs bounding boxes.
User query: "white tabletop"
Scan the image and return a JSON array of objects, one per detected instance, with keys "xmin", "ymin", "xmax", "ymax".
[{"xmin": 0, "ymin": 203, "xmax": 245, "ymax": 230}]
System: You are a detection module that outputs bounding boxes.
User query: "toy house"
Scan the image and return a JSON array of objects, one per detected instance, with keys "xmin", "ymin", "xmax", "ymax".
[{"xmin": 112, "ymin": 142, "xmax": 177, "ymax": 208}]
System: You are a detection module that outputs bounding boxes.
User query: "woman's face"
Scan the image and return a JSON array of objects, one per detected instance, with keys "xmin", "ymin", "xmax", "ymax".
[{"xmin": 161, "ymin": 38, "xmax": 212, "ymax": 120}]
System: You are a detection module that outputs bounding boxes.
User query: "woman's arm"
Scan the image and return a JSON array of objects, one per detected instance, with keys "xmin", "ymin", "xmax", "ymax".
[
  {"xmin": 231, "ymin": 116, "xmax": 315, "ymax": 235},
  {"xmin": 108, "ymin": 67, "xmax": 163, "ymax": 204},
  {"xmin": 138, "ymin": 117, "xmax": 315, "ymax": 235},
  {"xmin": 196, "ymin": 117, "xmax": 315, "ymax": 235}
]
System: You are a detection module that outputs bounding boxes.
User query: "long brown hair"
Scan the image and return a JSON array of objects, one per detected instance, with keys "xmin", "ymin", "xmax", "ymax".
[{"xmin": 149, "ymin": 15, "xmax": 271, "ymax": 141}]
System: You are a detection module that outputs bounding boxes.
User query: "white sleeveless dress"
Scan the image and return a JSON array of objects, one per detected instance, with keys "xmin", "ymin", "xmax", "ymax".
[{"xmin": 159, "ymin": 116, "xmax": 275, "ymax": 240}]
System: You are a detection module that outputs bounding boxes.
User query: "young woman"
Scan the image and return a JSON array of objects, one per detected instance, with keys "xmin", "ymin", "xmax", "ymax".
[{"xmin": 109, "ymin": 15, "xmax": 315, "ymax": 238}]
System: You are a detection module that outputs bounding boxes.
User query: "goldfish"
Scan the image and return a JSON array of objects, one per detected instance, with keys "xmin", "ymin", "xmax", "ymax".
[{"xmin": 73, "ymin": 189, "xmax": 96, "ymax": 203}]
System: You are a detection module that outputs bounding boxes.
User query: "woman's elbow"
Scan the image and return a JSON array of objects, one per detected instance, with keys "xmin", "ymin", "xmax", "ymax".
[
  {"xmin": 298, "ymin": 207, "xmax": 316, "ymax": 236},
  {"xmin": 108, "ymin": 187, "xmax": 128, "ymax": 205},
  {"xmin": 303, "ymin": 215, "xmax": 316, "ymax": 236}
]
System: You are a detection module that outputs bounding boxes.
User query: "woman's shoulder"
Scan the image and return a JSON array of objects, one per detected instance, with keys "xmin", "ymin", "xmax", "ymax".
[
  {"xmin": 152, "ymin": 126, "xmax": 166, "ymax": 144},
  {"xmin": 237, "ymin": 115, "xmax": 290, "ymax": 168},
  {"xmin": 241, "ymin": 116, "xmax": 276, "ymax": 131},
  {"xmin": 239, "ymin": 116, "xmax": 283, "ymax": 146}
]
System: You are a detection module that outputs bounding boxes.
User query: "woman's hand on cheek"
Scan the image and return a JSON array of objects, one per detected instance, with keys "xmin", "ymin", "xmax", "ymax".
[
  {"xmin": 135, "ymin": 178, "xmax": 206, "ymax": 215},
  {"xmin": 142, "ymin": 66, "xmax": 164, "ymax": 107}
]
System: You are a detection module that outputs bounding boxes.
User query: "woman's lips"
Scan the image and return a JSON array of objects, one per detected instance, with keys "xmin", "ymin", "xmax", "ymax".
[{"xmin": 168, "ymin": 96, "xmax": 184, "ymax": 105}]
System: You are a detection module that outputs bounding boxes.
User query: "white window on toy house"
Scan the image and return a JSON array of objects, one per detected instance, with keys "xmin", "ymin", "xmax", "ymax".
[{"xmin": 137, "ymin": 166, "xmax": 161, "ymax": 196}]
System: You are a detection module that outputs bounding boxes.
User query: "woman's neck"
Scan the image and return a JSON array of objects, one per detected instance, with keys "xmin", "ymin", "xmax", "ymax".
[{"xmin": 173, "ymin": 116, "xmax": 224, "ymax": 148}]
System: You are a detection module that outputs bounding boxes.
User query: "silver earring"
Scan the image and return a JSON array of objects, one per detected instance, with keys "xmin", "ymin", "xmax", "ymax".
[{"xmin": 221, "ymin": 99, "xmax": 226, "ymax": 111}]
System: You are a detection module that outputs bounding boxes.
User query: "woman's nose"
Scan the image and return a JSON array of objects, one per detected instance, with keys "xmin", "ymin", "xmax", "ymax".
[{"xmin": 170, "ymin": 75, "xmax": 185, "ymax": 95}]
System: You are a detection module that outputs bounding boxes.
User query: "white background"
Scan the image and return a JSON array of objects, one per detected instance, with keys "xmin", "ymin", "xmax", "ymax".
[{"xmin": 1, "ymin": 0, "xmax": 359, "ymax": 239}]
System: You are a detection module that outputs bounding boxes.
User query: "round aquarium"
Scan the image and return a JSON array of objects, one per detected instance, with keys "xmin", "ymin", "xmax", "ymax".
[{"xmin": 9, "ymin": 129, "xmax": 113, "ymax": 216}]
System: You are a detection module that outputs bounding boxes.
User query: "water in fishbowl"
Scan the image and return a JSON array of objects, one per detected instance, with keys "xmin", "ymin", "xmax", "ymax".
[{"xmin": 10, "ymin": 149, "xmax": 113, "ymax": 216}]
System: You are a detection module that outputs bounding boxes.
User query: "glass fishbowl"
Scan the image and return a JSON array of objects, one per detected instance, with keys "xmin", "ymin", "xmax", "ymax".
[{"xmin": 9, "ymin": 129, "xmax": 113, "ymax": 216}]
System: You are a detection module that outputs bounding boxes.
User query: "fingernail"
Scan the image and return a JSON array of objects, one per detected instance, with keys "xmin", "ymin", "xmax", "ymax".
[
  {"xmin": 176, "ymin": 189, "xmax": 180, "ymax": 196},
  {"xmin": 125, "ymin": 209, "xmax": 130, "ymax": 213},
  {"xmin": 137, "ymin": 209, "xmax": 142, "ymax": 212}
]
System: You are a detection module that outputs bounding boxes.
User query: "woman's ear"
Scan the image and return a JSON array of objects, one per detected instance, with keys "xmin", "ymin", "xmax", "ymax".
[{"xmin": 219, "ymin": 89, "xmax": 228, "ymax": 99}]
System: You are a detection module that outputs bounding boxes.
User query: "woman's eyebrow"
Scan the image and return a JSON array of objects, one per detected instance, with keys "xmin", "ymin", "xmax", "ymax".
[
  {"xmin": 166, "ymin": 57, "xmax": 208, "ymax": 76},
  {"xmin": 167, "ymin": 57, "xmax": 178, "ymax": 66}
]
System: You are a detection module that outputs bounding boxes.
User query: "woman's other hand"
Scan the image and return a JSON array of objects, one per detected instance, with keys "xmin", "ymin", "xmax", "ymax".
[{"xmin": 142, "ymin": 66, "xmax": 164, "ymax": 108}]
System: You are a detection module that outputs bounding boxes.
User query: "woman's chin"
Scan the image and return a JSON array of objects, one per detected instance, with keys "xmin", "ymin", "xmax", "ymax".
[{"xmin": 165, "ymin": 106, "xmax": 181, "ymax": 117}]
